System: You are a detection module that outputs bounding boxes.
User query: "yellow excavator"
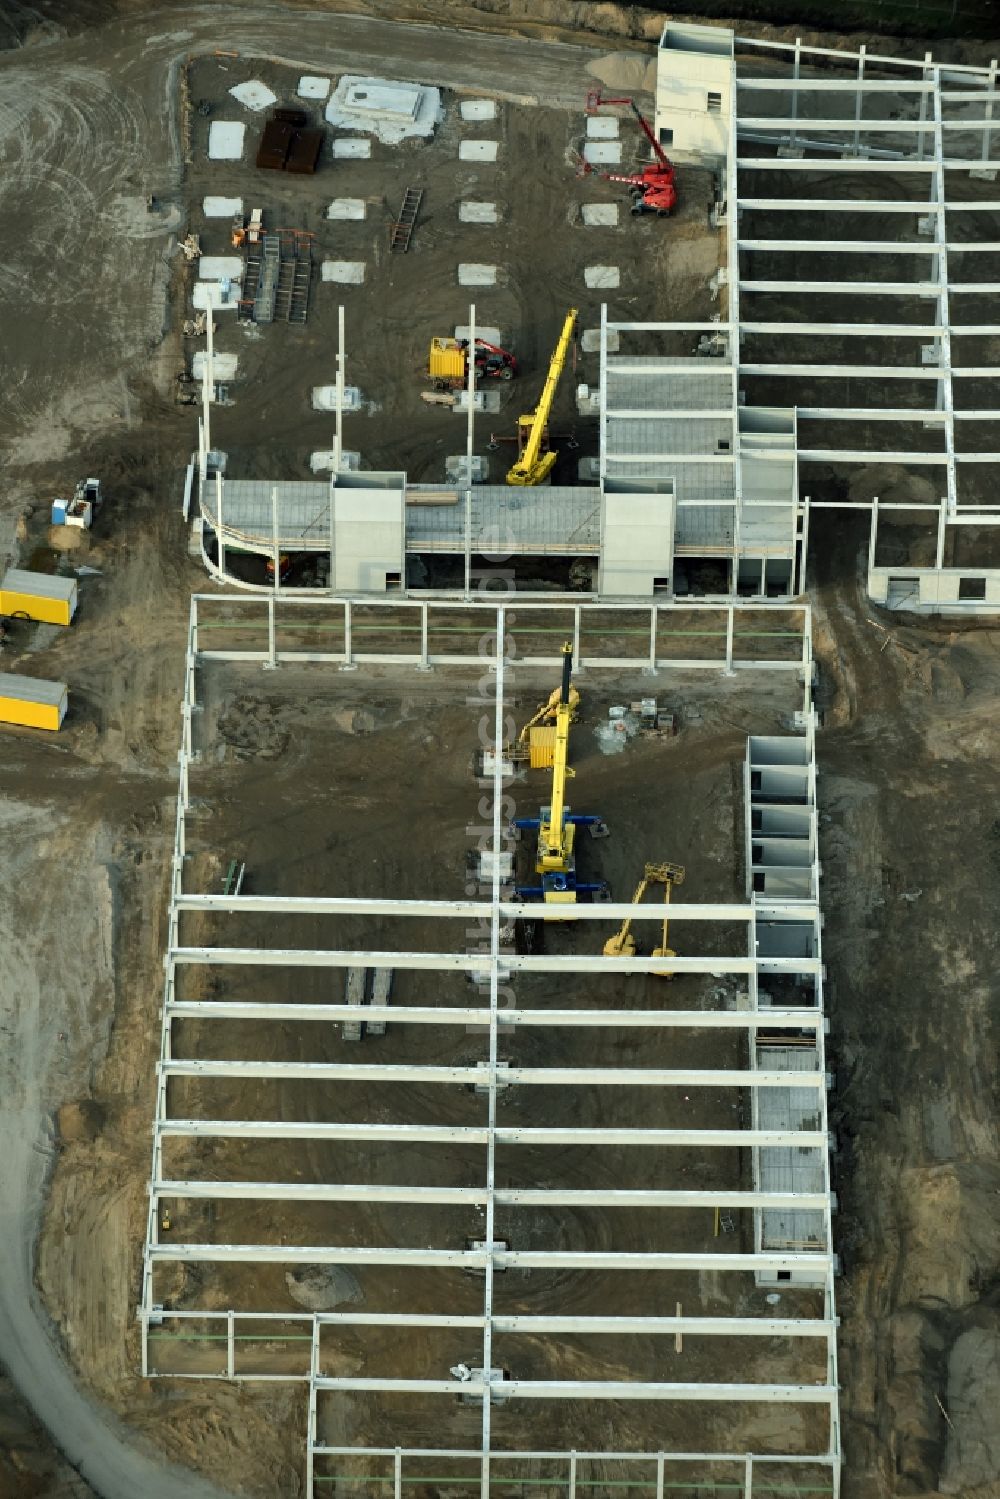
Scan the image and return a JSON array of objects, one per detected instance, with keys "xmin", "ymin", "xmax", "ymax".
[
  {"xmin": 604, "ymin": 860, "xmax": 686, "ymax": 975},
  {"xmin": 512, "ymin": 674, "xmax": 581, "ymax": 769},
  {"xmin": 506, "ymin": 309, "xmax": 578, "ymax": 486},
  {"xmin": 512, "ymin": 642, "xmax": 609, "ymax": 905}
]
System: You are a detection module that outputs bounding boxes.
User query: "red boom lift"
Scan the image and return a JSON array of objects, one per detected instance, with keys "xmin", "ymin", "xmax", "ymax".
[{"xmin": 583, "ymin": 92, "xmax": 677, "ymax": 217}]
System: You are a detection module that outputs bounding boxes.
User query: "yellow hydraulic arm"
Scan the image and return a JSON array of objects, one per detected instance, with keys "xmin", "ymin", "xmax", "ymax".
[
  {"xmin": 604, "ymin": 861, "xmax": 686, "ymax": 965},
  {"xmin": 536, "ymin": 643, "xmax": 576, "ymax": 872},
  {"xmin": 506, "ymin": 309, "xmax": 578, "ymax": 486}
]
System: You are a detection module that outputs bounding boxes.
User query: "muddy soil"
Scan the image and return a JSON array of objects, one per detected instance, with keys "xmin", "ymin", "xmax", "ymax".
[{"xmin": 0, "ymin": 5, "xmax": 996, "ymax": 1499}]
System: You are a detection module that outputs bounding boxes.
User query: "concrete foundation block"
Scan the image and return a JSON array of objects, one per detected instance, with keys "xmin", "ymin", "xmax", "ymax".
[
  {"xmin": 298, "ymin": 75, "xmax": 332, "ymax": 100},
  {"xmin": 586, "ymin": 116, "xmax": 619, "ymax": 139},
  {"xmin": 459, "ymin": 201, "xmax": 498, "ymax": 224},
  {"xmin": 459, "ymin": 140, "xmax": 499, "ymax": 162},
  {"xmin": 331, "ymin": 137, "xmax": 372, "ymax": 159},
  {"xmin": 582, "ymin": 141, "xmax": 622, "ymax": 165},
  {"xmin": 581, "ymin": 327, "xmax": 620, "ymax": 353},
  {"xmin": 322, "ymin": 261, "xmax": 366, "ymax": 284},
  {"xmin": 446, "ymin": 455, "xmax": 489, "ymax": 482},
  {"xmin": 327, "ymin": 198, "xmax": 367, "ymax": 220},
  {"xmin": 312, "ymin": 385, "xmax": 363, "ymax": 411},
  {"xmin": 458, "ymin": 263, "xmax": 498, "ymax": 286},
  {"xmin": 581, "ymin": 203, "xmax": 620, "ymax": 227},
  {"xmin": 461, "ymin": 100, "xmax": 497, "ymax": 121},
  {"xmin": 584, "ymin": 265, "xmax": 620, "ymax": 289}
]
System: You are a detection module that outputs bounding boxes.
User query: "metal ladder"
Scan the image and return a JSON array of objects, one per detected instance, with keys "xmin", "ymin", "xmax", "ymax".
[
  {"xmin": 389, "ymin": 186, "xmax": 423, "ymax": 252},
  {"xmin": 254, "ymin": 234, "xmax": 281, "ymax": 324}
]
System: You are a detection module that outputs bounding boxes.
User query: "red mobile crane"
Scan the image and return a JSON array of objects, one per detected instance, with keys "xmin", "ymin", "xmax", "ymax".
[{"xmin": 583, "ymin": 92, "xmax": 677, "ymax": 217}]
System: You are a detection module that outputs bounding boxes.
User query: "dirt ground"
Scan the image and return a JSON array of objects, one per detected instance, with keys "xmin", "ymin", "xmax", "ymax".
[
  {"xmin": 179, "ymin": 54, "xmax": 717, "ymax": 511},
  {"xmin": 0, "ymin": 4, "xmax": 997, "ymax": 1499}
]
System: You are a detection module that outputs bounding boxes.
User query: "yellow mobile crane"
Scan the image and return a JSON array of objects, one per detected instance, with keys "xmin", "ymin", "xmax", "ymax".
[
  {"xmin": 506, "ymin": 309, "xmax": 579, "ymax": 486},
  {"xmin": 604, "ymin": 860, "xmax": 686, "ymax": 974},
  {"xmin": 512, "ymin": 643, "xmax": 608, "ymax": 905}
]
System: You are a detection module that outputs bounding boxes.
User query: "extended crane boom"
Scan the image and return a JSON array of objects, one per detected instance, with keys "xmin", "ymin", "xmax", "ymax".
[
  {"xmin": 506, "ymin": 309, "xmax": 578, "ymax": 486},
  {"xmin": 511, "ymin": 643, "xmax": 609, "ymax": 906}
]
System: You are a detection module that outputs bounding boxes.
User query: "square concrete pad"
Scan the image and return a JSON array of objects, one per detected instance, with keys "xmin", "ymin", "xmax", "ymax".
[
  {"xmin": 327, "ymin": 199, "xmax": 367, "ymax": 220},
  {"xmin": 192, "ymin": 282, "xmax": 240, "ymax": 311},
  {"xmin": 458, "ymin": 264, "xmax": 498, "ymax": 286},
  {"xmin": 199, "ymin": 256, "xmax": 243, "ymax": 280},
  {"xmin": 229, "ymin": 80, "xmax": 277, "ymax": 112},
  {"xmin": 459, "ymin": 140, "xmax": 498, "ymax": 162},
  {"xmin": 584, "ymin": 265, "xmax": 620, "ymax": 289},
  {"xmin": 581, "ymin": 327, "xmax": 621, "ymax": 353},
  {"xmin": 298, "ymin": 75, "xmax": 331, "ymax": 100},
  {"xmin": 192, "ymin": 352, "xmax": 238, "ymax": 380},
  {"xmin": 331, "ymin": 137, "xmax": 372, "ymax": 159},
  {"xmin": 582, "ymin": 203, "xmax": 620, "ymax": 227},
  {"xmin": 461, "ymin": 100, "xmax": 497, "ymax": 121},
  {"xmin": 208, "ymin": 122, "xmax": 245, "ymax": 161},
  {"xmin": 203, "ymin": 196, "xmax": 243, "ymax": 218},
  {"xmin": 586, "ymin": 116, "xmax": 620, "ymax": 139},
  {"xmin": 459, "ymin": 202, "xmax": 498, "ymax": 224},
  {"xmin": 583, "ymin": 141, "xmax": 622, "ymax": 165},
  {"xmin": 455, "ymin": 325, "xmax": 502, "ymax": 346},
  {"xmin": 322, "ymin": 261, "xmax": 366, "ymax": 284},
  {"xmin": 312, "ymin": 385, "xmax": 363, "ymax": 411}
]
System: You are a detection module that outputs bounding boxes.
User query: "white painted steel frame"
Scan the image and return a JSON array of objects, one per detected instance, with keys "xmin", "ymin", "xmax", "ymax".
[
  {"xmin": 727, "ymin": 34, "xmax": 1000, "ymax": 602},
  {"xmin": 142, "ymin": 594, "xmax": 837, "ymax": 1499}
]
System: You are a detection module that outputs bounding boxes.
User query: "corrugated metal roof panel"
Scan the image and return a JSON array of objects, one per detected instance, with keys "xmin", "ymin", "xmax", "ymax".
[
  {"xmin": 1, "ymin": 569, "xmax": 77, "ymax": 601},
  {"xmin": 0, "ymin": 673, "xmax": 68, "ymax": 706}
]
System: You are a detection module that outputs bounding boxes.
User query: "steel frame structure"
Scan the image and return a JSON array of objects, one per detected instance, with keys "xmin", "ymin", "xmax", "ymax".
[
  {"xmin": 622, "ymin": 30, "xmax": 1000, "ymax": 610},
  {"xmin": 141, "ymin": 592, "xmax": 838, "ymax": 1498}
]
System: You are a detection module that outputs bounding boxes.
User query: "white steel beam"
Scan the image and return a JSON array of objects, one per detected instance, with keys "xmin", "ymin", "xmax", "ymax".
[
  {"xmin": 311, "ymin": 1377, "xmax": 836, "ymax": 1403},
  {"xmin": 174, "ymin": 895, "xmax": 792, "ymax": 922},
  {"xmin": 740, "ymin": 280, "xmax": 940, "ymax": 296},
  {"xmin": 313, "ymin": 1311, "xmax": 833, "ymax": 1337},
  {"xmin": 159, "ymin": 1060, "xmax": 826, "ymax": 1089},
  {"xmin": 736, "ymin": 78, "xmax": 933, "ymax": 92},
  {"xmin": 164, "ymin": 1002, "xmax": 824, "ymax": 1031},
  {"xmin": 157, "ymin": 1121, "xmax": 828, "ymax": 1147},
  {"xmin": 169, "ymin": 948, "xmax": 817, "ymax": 976},
  {"xmin": 147, "ymin": 1244, "xmax": 830, "ymax": 1270},
  {"xmin": 153, "ymin": 1180, "xmax": 831, "ymax": 1210},
  {"xmin": 739, "ymin": 239, "xmax": 938, "ymax": 253}
]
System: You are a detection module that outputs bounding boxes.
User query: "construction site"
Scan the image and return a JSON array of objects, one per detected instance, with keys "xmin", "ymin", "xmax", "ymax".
[{"xmin": 0, "ymin": 5, "xmax": 999, "ymax": 1499}]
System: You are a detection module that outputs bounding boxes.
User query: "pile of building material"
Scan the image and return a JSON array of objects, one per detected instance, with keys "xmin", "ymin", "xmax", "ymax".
[{"xmin": 256, "ymin": 109, "xmax": 325, "ymax": 174}]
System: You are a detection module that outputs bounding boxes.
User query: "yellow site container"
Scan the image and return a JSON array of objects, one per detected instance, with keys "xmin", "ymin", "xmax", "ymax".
[
  {"xmin": 0, "ymin": 672, "xmax": 68, "ymax": 731},
  {"xmin": 428, "ymin": 337, "xmax": 466, "ymax": 380},
  {"xmin": 0, "ymin": 568, "xmax": 78, "ymax": 626},
  {"xmin": 528, "ymin": 726, "xmax": 556, "ymax": 768}
]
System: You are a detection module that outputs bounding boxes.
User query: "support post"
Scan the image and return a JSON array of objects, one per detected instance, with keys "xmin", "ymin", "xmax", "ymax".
[
  {"xmin": 853, "ymin": 46, "xmax": 866, "ymax": 157},
  {"xmin": 464, "ymin": 301, "xmax": 476, "ymax": 599},
  {"xmin": 724, "ymin": 605, "xmax": 735, "ymax": 676},
  {"xmin": 394, "ymin": 1448, "xmax": 402, "ymax": 1499},
  {"xmin": 227, "ymin": 1310, "xmax": 235, "ymax": 1379},
  {"xmin": 266, "ymin": 595, "xmax": 276, "ymax": 670},
  {"xmin": 568, "ymin": 1451, "xmax": 577, "ymax": 1499},
  {"xmin": 334, "ymin": 304, "xmax": 345, "ymax": 473},
  {"xmin": 936, "ymin": 494, "xmax": 948, "ymax": 570},
  {"xmin": 656, "ymin": 1453, "xmax": 665, "ymax": 1499},
  {"xmin": 215, "ymin": 471, "xmax": 226, "ymax": 581},
  {"xmin": 982, "ymin": 59, "xmax": 997, "ymax": 165},
  {"xmin": 790, "ymin": 38, "xmax": 801, "ymax": 149},
  {"xmin": 271, "ymin": 485, "xmax": 280, "ymax": 596},
  {"xmin": 799, "ymin": 495, "xmax": 811, "ymax": 597}
]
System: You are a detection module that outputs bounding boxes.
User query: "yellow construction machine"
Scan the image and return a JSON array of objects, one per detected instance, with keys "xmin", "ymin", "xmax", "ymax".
[
  {"xmin": 511, "ymin": 643, "xmax": 609, "ymax": 905},
  {"xmin": 506, "ymin": 309, "xmax": 578, "ymax": 486},
  {"xmin": 604, "ymin": 860, "xmax": 686, "ymax": 974}
]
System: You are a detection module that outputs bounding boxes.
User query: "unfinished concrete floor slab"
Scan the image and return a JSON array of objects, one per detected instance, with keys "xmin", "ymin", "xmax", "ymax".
[
  {"xmin": 322, "ymin": 261, "xmax": 366, "ymax": 284},
  {"xmin": 331, "ymin": 137, "xmax": 371, "ymax": 160},
  {"xmin": 327, "ymin": 199, "xmax": 367, "ymax": 220},
  {"xmin": 581, "ymin": 203, "xmax": 620, "ymax": 227},
  {"xmin": 207, "ymin": 122, "xmax": 245, "ymax": 161},
  {"xmin": 460, "ymin": 100, "xmax": 497, "ymax": 121},
  {"xmin": 229, "ymin": 80, "xmax": 277, "ymax": 112},
  {"xmin": 459, "ymin": 140, "xmax": 498, "ymax": 162},
  {"xmin": 326, "ymin": 75, "xmax": 443, "ymax": 143},
  {"xmin": 584, "ymin": 265, "xmax": 620, "ymax": 289},
  {"xmin": 459, "ymin": 202, "xmax": 498, "ymax": 224},
  {"xmin": 458, "ymin": 263, "xmax": 498, "ymax": 287}
]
